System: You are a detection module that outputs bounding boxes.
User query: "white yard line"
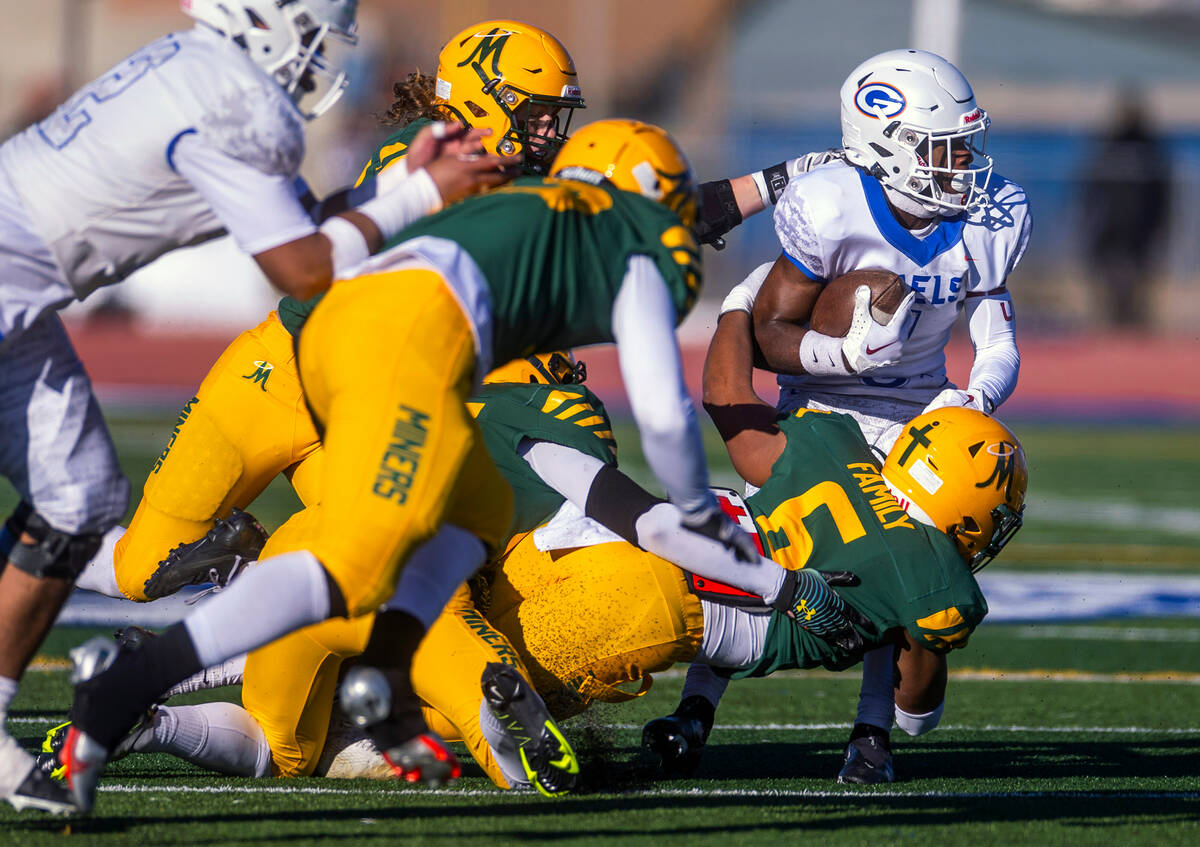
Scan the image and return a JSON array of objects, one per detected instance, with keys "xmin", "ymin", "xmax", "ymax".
[{"xmin": 91, "ymin": 784, "xmax": 1198, "ymax": 800}]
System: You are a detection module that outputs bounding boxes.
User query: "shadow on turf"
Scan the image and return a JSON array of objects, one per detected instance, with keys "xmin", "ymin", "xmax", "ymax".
[{"xmin": 6, "ymin": 790, "xmax": 1199, "ymax": 840}]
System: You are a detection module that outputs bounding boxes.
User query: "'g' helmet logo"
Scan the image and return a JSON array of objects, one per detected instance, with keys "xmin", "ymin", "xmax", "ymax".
[{"xmin": 855, "ymin": 82, "xmax": 906, "ymax": 119}]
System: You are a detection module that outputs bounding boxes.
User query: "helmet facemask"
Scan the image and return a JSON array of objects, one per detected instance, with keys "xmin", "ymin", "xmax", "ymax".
[{"xmin": 881, "ymin": 115, "xmax": 993, "ymax": 215}]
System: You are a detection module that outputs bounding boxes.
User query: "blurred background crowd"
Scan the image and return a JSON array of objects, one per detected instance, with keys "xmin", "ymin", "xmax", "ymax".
[{"xmin": 2, "ymin": 0, "xmax": 1197, "ymax": 406}]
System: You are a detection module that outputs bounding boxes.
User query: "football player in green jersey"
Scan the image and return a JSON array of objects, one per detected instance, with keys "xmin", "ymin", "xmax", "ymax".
[
  {"xmin": 63, "ymin": 118, "xmax": 866, "ymax": 811},
  {"xmin": 642, "ymin": 272, "xmax": 1027, "ymax": 778}
]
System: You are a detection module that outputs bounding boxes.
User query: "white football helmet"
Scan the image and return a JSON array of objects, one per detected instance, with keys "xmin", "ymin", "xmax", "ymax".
[
  {"xmin": 181, "ymin": 0, "xmax": 358, "ymax": 119},
  {"xmin": 840, "ymin": 49, "xmax": 993, "ymax": 216}
]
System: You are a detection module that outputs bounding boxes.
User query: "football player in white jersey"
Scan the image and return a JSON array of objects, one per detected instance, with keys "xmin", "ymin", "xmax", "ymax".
[
  {"xmin": 646, "ymin": 49, "xmax": 1030, "ymax": 785},
  {"xmin": 0, "ymin": 0, "xmax": 510, "ymax": 814}
]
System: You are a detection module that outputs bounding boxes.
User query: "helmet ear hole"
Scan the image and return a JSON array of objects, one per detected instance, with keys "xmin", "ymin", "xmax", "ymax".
[
  {"xmin": 464, "ymin": 100, "xmax": 489, "ymax": 119},
  {"xmin": 961, "ymin": 515, "xmax": 980, "ymax": 533}
]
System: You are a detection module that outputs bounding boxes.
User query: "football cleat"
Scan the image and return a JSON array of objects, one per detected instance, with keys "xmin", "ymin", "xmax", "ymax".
[
  {"xmin": 61, "ymin": 635, "xmax": 124, "ymax": 813},
  {"xmin": 481, "ymin": 662, "xmax": 580, "ymax": 797},
  {"xmin": 641, "ymin": 694, "xmax": 713, "ymax": 778},
  {"xmin": 113, "ymin": 625, "xmax": 158, "ymax": 651},
  {"xmin": 836, "ymin": 731, "xmax": 895, "ymax": 785},
  {"xmin": 2, "ymin": 731, "xmax": 76, "ymax": 814},
  {"xmin": 379, "ymin": 734, "xmax": 461, "ymax": 788},
  {"xmin": 142, "ymin": 509, "xmax": 267, "ymax": 600},
  {"xmin": 37, "ymin": 721, "xmax": 71, "ymax": 780}
]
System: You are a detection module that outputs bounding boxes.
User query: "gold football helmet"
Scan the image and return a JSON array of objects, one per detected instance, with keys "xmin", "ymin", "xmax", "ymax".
[
  {"xmin": 435, "ymin": 20, "xmax": 584, "ymax": 173},
  {"xmin": 550, "ymin": 119, "xmax": 698, "ymax": 228},
  {"xmin": 484, "ymin": 351, "xmax": 586, "ymax": 386},
  {"xmin": 882, "ymin": 407, "xmax": 1027, "ymax": 571}
]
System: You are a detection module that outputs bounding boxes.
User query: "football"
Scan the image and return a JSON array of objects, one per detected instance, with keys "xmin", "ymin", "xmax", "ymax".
[{"xmin": 809, "ymin": 269, "xmax": 908, "ymax": 337}]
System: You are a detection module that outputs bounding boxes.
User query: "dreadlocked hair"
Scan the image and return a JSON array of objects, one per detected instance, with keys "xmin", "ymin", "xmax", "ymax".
[{"xmin": 378, "ymin": 70, "xmax": 451, "ymax": 127}]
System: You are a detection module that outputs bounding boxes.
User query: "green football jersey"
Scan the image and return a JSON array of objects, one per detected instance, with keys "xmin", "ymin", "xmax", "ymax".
[
  {"xmin": 470, "ymin": 380, "xmax": 617, "ymax": 542},
  {"xmin": 276, "ymin": 120, "xmax": 430, "ymax": 337},
  {"xmin": 385, "ymin": 176, "xmax": 702, "ymax": 366},
  {"xmin": 731, "ymin": 409, "xmax": 987, "ymax": 677}
]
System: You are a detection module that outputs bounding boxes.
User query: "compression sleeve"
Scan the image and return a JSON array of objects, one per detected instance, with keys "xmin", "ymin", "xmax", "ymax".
[
  {"xmin": 172, "ymin": 132, "xmax": 316, "ymax": 255},
  {"xmin": 965, "ymin": 290, "xmax": 1020, "ymax": 409},
  {"xmin": 611, "ymin": 255, "xmax": 715, "ymax": 517}
]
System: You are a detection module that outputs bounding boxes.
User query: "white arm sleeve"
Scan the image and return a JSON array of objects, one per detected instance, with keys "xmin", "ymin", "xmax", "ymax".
[
  {"xmin": 965, "ymin": 291, "xmax": 1020, "ymax": 409},
  {"xmin": 172, "ymin": 132, "xmax": 316, "ymax": 255},
  {"xmin": 612, "ymin": 255, "xmax": 714, "ymax": 517}
]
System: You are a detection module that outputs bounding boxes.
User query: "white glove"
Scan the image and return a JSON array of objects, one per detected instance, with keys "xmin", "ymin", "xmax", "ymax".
[
  {"xmin": 788, "ymin": 148, "xmax": 845, "ymax": 175},
  {"xmin": 719, "ymin": 261, "xmax": 774, "ymax": 316},
  {"xmin": 840, "ymin": 286, "xmax": 916, "ymax": 374},
  {"xmin": 679, "ymin": 506, "xmax": 761, "ymax": 564},
  {"xmin": 922, "ymin": 387, "xmax": 994, "ymax": 415}
]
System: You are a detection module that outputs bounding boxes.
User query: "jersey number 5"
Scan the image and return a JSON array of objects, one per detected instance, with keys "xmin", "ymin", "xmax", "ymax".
[{"xmin": 754, "ymin": 480, "xmax": 866, "ymax": 571}]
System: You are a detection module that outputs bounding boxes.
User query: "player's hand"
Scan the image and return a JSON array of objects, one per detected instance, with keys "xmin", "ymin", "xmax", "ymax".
[
  {"xmin": 680, "ymin": 506, "xmax": 760, "ymax": 564},
  {"xmin": 841, "ymin": 286, "xmax": 916, "ymax": 374},
  {"xmin": 407, "ymin": 122, "xmax": 519, "ymax": 205},
  {"xmin": 775, "ymin": 568, "xmax": 877, "ymax": 654},
  {"xmin": 922, "ymin": 387, "xmax": 994, "ymax": 415}
]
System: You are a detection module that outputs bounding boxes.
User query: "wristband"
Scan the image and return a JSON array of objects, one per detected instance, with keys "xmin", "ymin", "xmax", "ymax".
[
  {"xmin": 354, "ymin": 167, "xmax": 441, "ymax": 240},
  {"xmin": 799, "ymin": 330, "xmax": 851, "ymax": 376},
  {"xmin": 750, "ymin": 161, "xmax": 791, "ymax": 206},
  {"xmin": 318, "ymin": 215, "xmax": 370, "ymax": 278}
]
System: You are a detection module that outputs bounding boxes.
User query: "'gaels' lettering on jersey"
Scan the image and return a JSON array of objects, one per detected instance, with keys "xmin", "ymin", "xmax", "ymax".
[{"xmin": 905, "ymin": 272, "xmax": 965, "ymax": 306}]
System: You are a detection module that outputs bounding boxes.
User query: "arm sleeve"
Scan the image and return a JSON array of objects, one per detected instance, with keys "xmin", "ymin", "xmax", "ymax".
[
  {"xmin": 611, "ymin": 255, "xmax": 715, "ymax": 517},
  {"xmin": 172, "ymin": 132, "xmax": 316, "ymax": 255},
  {"xmin": 965, "ymin": 291, "xmax": 1020, "ymax": 409}
]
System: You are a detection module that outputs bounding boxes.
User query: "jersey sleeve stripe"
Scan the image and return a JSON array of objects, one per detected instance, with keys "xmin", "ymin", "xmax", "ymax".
[
  {"xmin": 965, "ymin": 285, "xmax": 1009, "ymax": 298},
  {"xmin": 783, "ymin": 252, "xmax": 826, "ymax": 283}
]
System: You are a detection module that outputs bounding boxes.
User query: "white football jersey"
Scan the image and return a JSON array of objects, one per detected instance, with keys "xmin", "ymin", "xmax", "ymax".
[
  {"xmin": 773, "ymin": 161, "xmax": 1030, "ymax": 402},
  {"xmin": 0, "ymin": 27, "xmax": 308, "ymax": 335}
]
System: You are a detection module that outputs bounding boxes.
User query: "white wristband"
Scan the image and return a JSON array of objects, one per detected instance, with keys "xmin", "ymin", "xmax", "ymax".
[
  {"xmin": 374, "ymin": 155, "xmax": 411, "ymax": 194},
  {"xmin": 799, "ymin": 330, "xmax": 851, "ymax": 376},
  {"xmin": 318, "ymin": 215, "xmax": 370, "ymax": 278},
  {"xmin": 355, "ymin": 167, "xmax": 442, "ymax": 241},
  {"xmin": 749, "ymin": 169, "xmax": 771, "ymax": 207}
]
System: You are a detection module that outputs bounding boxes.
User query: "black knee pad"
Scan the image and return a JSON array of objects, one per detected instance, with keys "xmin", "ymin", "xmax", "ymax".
[{"xmin": 6, "ymin": 507, "xmax": 103, "ymax": 581}]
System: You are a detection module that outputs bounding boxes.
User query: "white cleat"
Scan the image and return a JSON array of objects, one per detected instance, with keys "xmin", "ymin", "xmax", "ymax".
[{"xmin": 1, "ymin": 732, "xmax": 76, "ymax": 815}]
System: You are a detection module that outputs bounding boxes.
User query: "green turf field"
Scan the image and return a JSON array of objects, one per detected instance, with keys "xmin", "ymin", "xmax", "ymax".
[{"xmin": 2, "ymin": 410, "xmax": 1199, "ymax": 844}]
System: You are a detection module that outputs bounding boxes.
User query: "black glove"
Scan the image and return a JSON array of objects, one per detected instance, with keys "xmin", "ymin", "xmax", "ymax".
[
  {"xmin": 773, "ymin": 568, "xmax": 877, "ymax": 654},
  {"xmin": 680, "ymin": 507, "xmax": 760, "ymax": 564},
  {"xmin": 693, "ymin": 179, "xmax": 742, "ymax": 249}
]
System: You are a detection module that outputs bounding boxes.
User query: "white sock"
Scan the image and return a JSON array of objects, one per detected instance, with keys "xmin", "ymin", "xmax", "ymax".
[
  {"xmin": 0, "ymin": 675, "xmax": 16, "ymax": 718},
  {"xmin": 184, "ymin": 550, "xmax": 330, "ymax": 668},
  {"xmin": 477, "ymin": 699, "xmax": 527, "ymax": 789},
  {"xmin": 855, "ymin": 645, "xmax": 895, "ymax": 730},
  {"xmin": 73, "ymin": 526, "xmax": 126, "ymax": 598},
  {"xmin": 132, "ymin": 703, "xmax": 271, "ymax": 777},
  {"xmin": 384, "ymin": 525, "xmax": 485, "ymax": 629},
  {"xmin": 165, "ymin": 654, "xmax": 247, "ymax": 697},
  {"xmin": 894, "ymin": 701, "xmax": 944, "ymax": 737},
  {"xmin": 680, "ymin": 662, "xmax": 729, "ymax": 708}
]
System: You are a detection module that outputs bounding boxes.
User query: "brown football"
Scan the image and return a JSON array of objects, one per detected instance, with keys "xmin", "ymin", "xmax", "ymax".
[{"xmin": 809, "ymin": 269, "xmax": 908, "ymax": 337}]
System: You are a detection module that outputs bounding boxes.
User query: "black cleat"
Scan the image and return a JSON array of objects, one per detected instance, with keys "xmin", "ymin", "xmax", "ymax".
[
  {"xmin": 143, "ymin": 509, "xmax": 267, "ymax": 599},
  {"xmin": 113, "ymin": 625, "xmax": 158, "ymax": 650},
  {"xmin": 837, "ymin": 728, "xmax": 894, "ymax": 785},
  {"xmin": 481, "ymin": 663, "xmax": 580, "ymax": 797},
  {"xmin": 642, "ymin": 694, "xmax": 713, "ymax": 777}
]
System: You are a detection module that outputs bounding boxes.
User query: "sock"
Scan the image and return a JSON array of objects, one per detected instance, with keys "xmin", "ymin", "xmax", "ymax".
[
  {"xmin": 165, "ymin": 654, "xmax": 247, "ymax": 697},
  {"xmin": 73, "ymin": 526, "xmax": 125, "ymax": 598},
  {"xmin": 184, "ymin": 550, "xmax": 331, "ymax": 667},
  {"xmin": 384, "ymin": 525, "xmax": 485, "ymax": 629},
  {"xmin": 133, "ymin": 703, "xmax": 271, "ymax": 777},
  {"xmin": 680, "ymin": 663, "xmax": 729, "ymax": 711},
  {"xmin": 0, "ymin": 675, "xmax": 16, "ymax": 719},
  {"xmin": 478, "ymin": 699, "xmax": 527, "ymax": 789},
  {"xmin": 854, "ymin": 645, "xmax": 896, "ymax": 731},
  {"xmin": 358, "ymin": 611, "xmax": 428, "ymax": 747},
  {"xmin": 894, "ymin": 701, "xmax": 944, "ymax": 737},
  {"xmin": 73, "ymin": 624, "xmax": 202, "ymax": 749}
]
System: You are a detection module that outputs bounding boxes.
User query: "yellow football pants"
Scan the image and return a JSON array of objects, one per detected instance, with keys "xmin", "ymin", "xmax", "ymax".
[
  {"xmin": 113, "ymin": 313, "xmax": 322, "ymax": 601},
  {"xmin": 241, "ymin": 579, "xmax": 528, "ymax": 785},
  {"xmin": 263, "ymin": 265, "xmax": 513, "ymax": 616}
]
